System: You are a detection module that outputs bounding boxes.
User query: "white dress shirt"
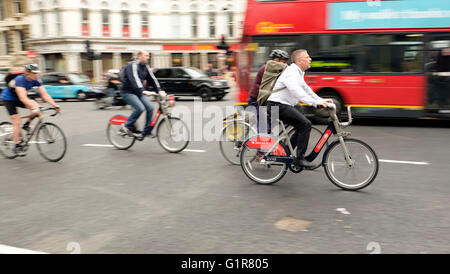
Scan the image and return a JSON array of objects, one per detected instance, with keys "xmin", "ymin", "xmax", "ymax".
[{"xmin": 268, "ymin": 63, "xmax": 324, "ymax": 107}]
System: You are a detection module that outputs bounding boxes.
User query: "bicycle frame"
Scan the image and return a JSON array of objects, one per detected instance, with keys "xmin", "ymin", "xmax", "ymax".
[
  {"xmin": 248, "ymin": 104, "xmax": 354, "ymax": 166},
  {"xmin": 110, "ymin": 93, "xmax": 176, "ymax": 135}
]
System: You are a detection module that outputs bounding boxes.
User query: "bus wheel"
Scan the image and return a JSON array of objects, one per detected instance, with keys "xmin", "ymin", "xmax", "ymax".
[{"xmin": 314, "ymin": 94, "xmax": 343, "ymax": 124}]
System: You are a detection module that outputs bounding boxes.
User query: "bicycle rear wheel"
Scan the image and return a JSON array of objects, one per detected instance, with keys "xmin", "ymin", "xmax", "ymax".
[
  {"xmin": 157, "ymin": 116, "xmax": 189, "ymax": 153},
  {"xmin": 220, "ymin": 121, "xmax": 256, "ymax": 165},
  {"xmin": 107, "ymin": 116, "xmax": 136, "ymax": 150},
  {"xmin": 0, "ymin": 122, "xmax": 17, "ymax": 159},
  {"xmin": 323, "ymin": 138, "xmax": 378, "ymax": 191},
  {"xmin": 240, "ymin": 140, "xmax": 288, "ymax": 185},
  {"xmin": 36, "ymin": 122, "xmax": 67, "ymax": 162}
]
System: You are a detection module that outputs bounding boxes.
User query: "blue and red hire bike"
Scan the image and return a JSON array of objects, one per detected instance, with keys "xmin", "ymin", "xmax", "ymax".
[
  {"xmin": 240, "ymin": 104, "xmax": 379, "ymax": 191},
  {"xmin": 107, "ymin": 92, "xmax": 190, "ymax": 153}
]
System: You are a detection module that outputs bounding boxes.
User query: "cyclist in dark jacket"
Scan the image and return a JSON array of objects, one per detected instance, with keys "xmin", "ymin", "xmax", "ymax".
[{"xmin": 120, "ymin": 51, "xmax": 166, "ymax": 140}]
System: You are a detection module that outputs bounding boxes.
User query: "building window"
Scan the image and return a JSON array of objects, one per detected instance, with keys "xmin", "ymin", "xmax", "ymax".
[
  {"xmin": 102, "ymin": 9, "xmax": 110, "ymax": 37},
  {"xmin": 41, "ymin": 10, "xmax": 47, "ymax": 37},
  {"xmin": 226, "ymin": 11, "xmax": 234, "ymax": 38},
  {"xmin": 0, "ymin": 0, "xmax": 5, "ymax": 20},
  {"xmin": 171, "ymin": 53, "xmax": 183, "ymax": 67},
  {"xmin": 81, "ymin": 8, "xmax": 89, "ymax": 36},
  {"xmin": 55, "ymin": 8, "xmax": 62, "ymax": 36},
  {"xmin": 122, "ymin": 10, "xmax": 129, "ymax": 37},
  {"xmin": 190, "ymin": 53, "xmax": 201, "ymax": 69},
  {"xmin": 141, "ymin": 11, "xmax": 149, "ymax": 38},
  {"xmin": 171, "ymin": 6, "xmax": 180, "ymax": 39},
  {"xmin": 208, "ymin": 12, "xmax": 216, "ymax": 38},
  {"xmin": 14, "ymin": 30, "xmax": 25, "ymax": 51},
  {"xmin": 0, "ymin": 32, "xmax": 9, "ymax": 55},
  {"xmin": 190, "ymin": 4, "xmax": 198, "ymax": 38},
  {"xmin": 208, "ymin": 52, "xmax": 218, "ymax": 69},
  {"xmin": 14, "ymin": 0, "xmax": 24, "ymax": 14}
]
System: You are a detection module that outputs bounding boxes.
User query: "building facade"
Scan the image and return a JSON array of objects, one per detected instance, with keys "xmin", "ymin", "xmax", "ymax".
[
  {"xmin": 0, "ymin": 0, "xmax": 31, "ymax": 70},
  {"xmin": 27, "ymin": 0, "xmax": 245, "ymax": 81}
]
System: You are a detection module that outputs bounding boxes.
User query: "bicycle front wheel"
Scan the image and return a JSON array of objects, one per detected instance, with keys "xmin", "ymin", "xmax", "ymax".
[
  {"xmin": 0, "ymin": 122, "xmax": 17, "ymax": 159},
  {"xmin": 157, "ymin": 117, "xmax": 189, "ymax": 153},
  {"xmin": 36, "ymin": 122, "xmax": 67, "ymax": 162},
  {"xmin": 323, "ymin": 138, "xmax": 378, "ymax": 191},
  {"xmin": 220, "ymin": 121, "xmax": 256, "ymax": 165}
]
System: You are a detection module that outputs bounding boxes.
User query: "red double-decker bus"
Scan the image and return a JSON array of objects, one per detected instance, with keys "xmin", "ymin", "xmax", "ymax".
[{"xmin": 236, "ymin": 0, "xmax": 450, "ymax": 122}]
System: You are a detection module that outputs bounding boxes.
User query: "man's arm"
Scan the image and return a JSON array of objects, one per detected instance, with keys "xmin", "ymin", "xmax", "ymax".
[
  {"xmin": 16, "ymin": 87, "xmax": 39, "ymax": 110},
  {"xmin": 281, "ymin": 70, "xmax": 322, "ymax": 107},
  {"xmin": 145, "ymin": 65, "xmax": 162, "ymax": 93},
  {"xmin": 37, "ymin": 86, "xmax": 59, "ymax": 109}
]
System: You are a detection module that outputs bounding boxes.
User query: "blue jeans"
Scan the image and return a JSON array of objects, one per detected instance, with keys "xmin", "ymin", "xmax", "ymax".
[{"xmin": 121, "ymin": 92, "xmax": 154, "ymax": 136}]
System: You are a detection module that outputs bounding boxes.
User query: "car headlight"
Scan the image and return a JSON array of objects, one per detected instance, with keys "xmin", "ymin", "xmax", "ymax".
[{"xmin": 212, "ymin": 81, "xmax": 222, "ymax": 87}]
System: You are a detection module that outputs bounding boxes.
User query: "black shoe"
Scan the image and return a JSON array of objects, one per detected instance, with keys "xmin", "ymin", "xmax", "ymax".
[
  {"xmin": 13, "ymin": 144, "xmax": 26, "ymax": 157},
  {"xmin": 135, "ymin": 133, "xmax": 145, "ymax": 141},
  {"xmin": 22, "ymin": 122, "xmax": 31, "ymax": 131},
  {"xmin": 294, "ymin": 159, "xmax": 315, "ymax": 169}
]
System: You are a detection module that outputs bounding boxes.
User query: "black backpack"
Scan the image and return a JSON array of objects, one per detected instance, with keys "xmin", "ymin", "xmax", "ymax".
[
  {"xmin": 4, "ymin": 72, "xmax": 23, "ymax": 97},
  {"xmin": 5, "ymin": 72, "xmax": 22, "ymax": 85}
]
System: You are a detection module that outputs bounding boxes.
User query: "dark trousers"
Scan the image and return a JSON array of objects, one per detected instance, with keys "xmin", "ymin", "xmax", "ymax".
[{"xmin": 267, "ymin": 101, "xmax": 312, "ymax": 160}]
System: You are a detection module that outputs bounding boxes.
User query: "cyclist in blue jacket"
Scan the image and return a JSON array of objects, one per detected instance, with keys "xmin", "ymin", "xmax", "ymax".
[{"xmin": 120, "ymin": 51, "xmax": 166, "ymax": 140}]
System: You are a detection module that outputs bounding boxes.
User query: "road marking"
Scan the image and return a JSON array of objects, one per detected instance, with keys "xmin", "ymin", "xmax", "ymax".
[
  {"xmin": 82, "ymin": 144, "xmax": 114, "ymax": 148},
  {"xmin": 183, "ymin": 149, "xmax": 206, "ymax": 153},
  {"xmin": 81, "ymin": 144, "xmax": 206, "ymax": 153},
  {"xmin": 336, "ymin": 208, "xmax": 351, "ymax": 215},
  {"xmin": 0, "ymin": 244, "xmax": 48, "ymax": 254},
  {"xmin": 379, "ymin": 159, "xmax": 429, "ymax": 166}
]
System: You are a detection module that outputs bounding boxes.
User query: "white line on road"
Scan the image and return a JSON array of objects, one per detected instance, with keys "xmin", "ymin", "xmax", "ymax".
[
  {"xmin": 82, "ymin": 144, "xmax": 114, "ymax": 148},
  {"xmin": 183, "ymin": 149, "xmax": 206, "ymax": 153},
  {"xmin": 379, "ymin": 159, "xmax": 429, "ymax": 166},
  {"xmin": 0, "ymin": 244, "xmax": 47, "ymax": 254},
  {"xmin": 81, "ymin": 144, "xmax": 206, "ymax": 153}
]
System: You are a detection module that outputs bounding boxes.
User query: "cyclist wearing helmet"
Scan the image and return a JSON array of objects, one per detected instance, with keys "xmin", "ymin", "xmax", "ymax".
[
  {"xmin": 247, "ymin": 49, "xmax": 289, "ymax": 107},
  {"xmin": 2, "ymin": 63, "xmax": 61, "ymax": 156}
]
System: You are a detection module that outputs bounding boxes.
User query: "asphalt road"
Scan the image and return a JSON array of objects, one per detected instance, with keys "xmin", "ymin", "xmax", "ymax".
[{"xmin": 0, "ymin": 91, "xmax": 449, "ymax": 254}]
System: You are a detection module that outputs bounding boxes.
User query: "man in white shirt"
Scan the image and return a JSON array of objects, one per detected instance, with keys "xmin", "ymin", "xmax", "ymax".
[{"xmin": 267, "ymin": 49, "xmax": 332, "ymax": 169}]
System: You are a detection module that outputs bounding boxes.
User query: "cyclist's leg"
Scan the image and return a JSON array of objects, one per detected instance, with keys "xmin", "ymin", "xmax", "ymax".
[
  {"xmin": 138, "ymin": 94, "xmax": 154, "ymax": 136},
  {"xmin": 121, "ymin": 92, "xmax": 145, "ymax": 131},
  {"xmin": 279, "ymin": 104, "xmax": 312, "ymax": 160},
  {"xmin": 4, "ymin": 101, "xmax": 22, "ymax": 145}
]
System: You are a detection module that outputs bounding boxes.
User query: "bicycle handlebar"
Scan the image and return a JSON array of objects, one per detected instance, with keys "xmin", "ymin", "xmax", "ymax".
[
  {"xmin": 316, "ymin": 103, "xmax": 353, "ymax": 127},
  {"xmin": 39, "ymin": 106, "xmax": 60, "ymax": 117}
]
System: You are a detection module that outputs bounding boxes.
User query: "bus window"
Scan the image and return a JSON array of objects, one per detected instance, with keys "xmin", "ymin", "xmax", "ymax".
[
  {"xmin": 303, "ymin": 34, "xmax": 360, "ymax": 73},
  {"xmin": 363, "ymin": 34, "xmax": 424, "ymax": 73}
]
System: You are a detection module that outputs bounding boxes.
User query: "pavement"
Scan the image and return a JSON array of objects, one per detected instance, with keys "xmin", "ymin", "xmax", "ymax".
[{"xmin": 0, "ymin": 90, "xmax": 449, "ymax": 254}]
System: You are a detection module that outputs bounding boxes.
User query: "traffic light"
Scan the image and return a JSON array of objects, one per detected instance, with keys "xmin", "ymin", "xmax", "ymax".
[
  {"xmin": 217, "ymin": 35, "xmax": 229, "ymax": 51},
  {"xmin": 85, "ymin": 40, "xmax": 91, "ymax": 52},
  {"xmin": 83, "ymin": 40, "xmax": 100, "ymax": 60}
]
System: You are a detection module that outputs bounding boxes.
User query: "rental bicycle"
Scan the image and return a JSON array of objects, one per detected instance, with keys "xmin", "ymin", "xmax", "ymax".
[
  {"xmin": 0, "ymin": 107, "xmax": 67, "ymax": 162},
  {"xmin": 220, "ymin": 107, "xmax": 328, "ymax": 169},
  {"xmin": 240, "ymin": 104, "xmax": 379, "ymax": 191},
  {"xmin": 107, "ymin": 92, "xmax": 190, "ymax": 153}
]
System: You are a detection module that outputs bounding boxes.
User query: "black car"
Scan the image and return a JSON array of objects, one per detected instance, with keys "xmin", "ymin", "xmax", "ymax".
[{"xmin": 152, "ymin": 67, "xmax": 229, "ymax": 101}]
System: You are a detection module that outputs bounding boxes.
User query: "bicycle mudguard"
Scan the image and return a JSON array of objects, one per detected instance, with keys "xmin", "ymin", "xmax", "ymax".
[
  {"xmin": 110, "ymin": 115, "xmax": 128, "ymax": 125},
  {"xmin": 244, "ymin": 134, "xmax": 287, "ymax": 156}
]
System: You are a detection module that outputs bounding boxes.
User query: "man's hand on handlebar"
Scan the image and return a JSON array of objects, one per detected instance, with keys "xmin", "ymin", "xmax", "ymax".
[{"xmin": 317, "ymin": 101, "xmax": 330, "ymax": 109}]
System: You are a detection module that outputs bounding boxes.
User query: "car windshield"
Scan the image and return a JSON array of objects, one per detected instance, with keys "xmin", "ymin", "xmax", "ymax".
[
  {"xmin": 68, "ymin": 73, "xmax": 91, "ymax": 84},
  {"xmin": 185, "ymin": 68, "xmax": 207, "ymax": 78}
]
